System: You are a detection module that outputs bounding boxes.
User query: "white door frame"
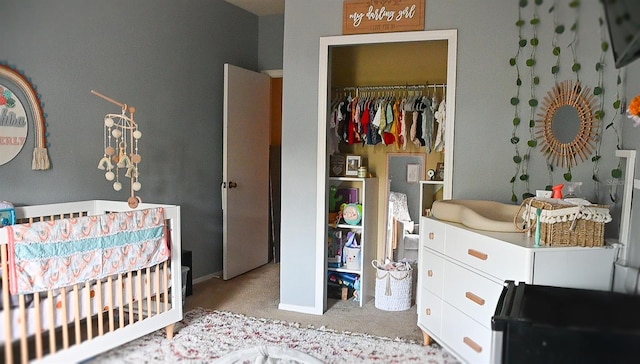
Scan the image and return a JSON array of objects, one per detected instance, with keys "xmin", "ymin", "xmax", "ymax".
[{"xmin": 315, "ymin": 30, "xmax": 458, "ymax": 313}]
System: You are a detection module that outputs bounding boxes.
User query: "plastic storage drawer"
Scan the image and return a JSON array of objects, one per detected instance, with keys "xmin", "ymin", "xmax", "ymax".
[{"xmin": 492, "ymin": 280, "xmax": 640, "ymax": 364}]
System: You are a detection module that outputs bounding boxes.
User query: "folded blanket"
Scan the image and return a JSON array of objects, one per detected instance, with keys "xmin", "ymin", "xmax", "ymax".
[{"xmin": 7, "ymin": 207, "xmax": 169, "ymax": 295}]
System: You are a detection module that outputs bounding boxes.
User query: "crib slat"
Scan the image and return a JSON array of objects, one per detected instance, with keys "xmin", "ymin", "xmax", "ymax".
[
  {"xmin": 155, "ymin": 264, "xmax": 161, "ymax": 314},
  {"xmin": 107, "ymin": 276, "xmax": 114, "ymax": 332},
  {"xmin": 48, "ymin": 290, "xmax": 56, "ymax": 354},
  {"xmin": 163, "ymin": 261, "xmax": 169, "ymax": 312},
  {"xmin": 137, "ymin": 269, "xmax": 143, "ymax": 319},
  {"xmin": 61, "ymin": 288, "xmax": 69, "ymax": 349},
  {"xmin": 128, "ymin": 271, "xmax": 134, "ymax": 324},
  {"xmin": 2, "ymin": 245, "xmax": 14, "ymax": 364},
  {"xmin": 34, "ymin": 293, "xmax": 43, "ymax": 359},
  {"xmin": 19, "ymin": 295, "xmax": 28, "ymax": 364},
  {"xmin": 74, "ymin": 284, "xmax": 81, "ymax": 344},
  {"xmin": 146, "ymin": 267, "xmax": 152, "ymax": 317},
  {"xmin": 97, "ymin": 279, "xmax": 104, "ymax": 336},
  {"xmin": 118, "ymin": 274, "xmax": 125, "ymax": 329},
  {"xmin": 85, "ymin": 281, "xmax": 93, "ymax": 340}
]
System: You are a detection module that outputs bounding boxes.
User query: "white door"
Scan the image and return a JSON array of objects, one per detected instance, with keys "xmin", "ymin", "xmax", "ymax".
[{"xmin": 222, "ymin": 63, "xmax": 271, "ymax": 280}]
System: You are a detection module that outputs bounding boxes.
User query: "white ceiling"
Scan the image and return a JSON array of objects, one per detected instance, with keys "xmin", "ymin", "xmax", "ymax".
[{"xmin": 224, "ymin": 0, "xmax": 285, "ymax": 16}]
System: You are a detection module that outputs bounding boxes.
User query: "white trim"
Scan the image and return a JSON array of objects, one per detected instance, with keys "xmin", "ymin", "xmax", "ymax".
[
  {"xmin": 262, "ymin": 69, "xmax": 283, "ymax": 78},
  {"xmin": 277, "ymin": 303, "xmax": 324, "ymax": 315},
  {"xmin": 316, "ymin": 30, "xmax": 458, "ymax": 315},
  {"xmin": 192, "ymin": 272, "xmax": 219, "ymax": 285},
  {"xmin": 615, "ymin": 149, "xmax": 637, "ymax": 264}
]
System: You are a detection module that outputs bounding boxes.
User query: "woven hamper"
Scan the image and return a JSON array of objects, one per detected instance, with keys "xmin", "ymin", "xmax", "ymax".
[
  {"xmin": 517, "ymin": 197, "xmax": 611, "ymax": 247},
  {"xmin": 371, "ymin": 260, "xmax": 412, "ymax": 311}
]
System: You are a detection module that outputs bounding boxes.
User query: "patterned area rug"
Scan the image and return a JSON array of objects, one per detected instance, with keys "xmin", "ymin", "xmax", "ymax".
[{"xmin": 92, "ymin": 308, "xmax": 460, "ymax": 363}]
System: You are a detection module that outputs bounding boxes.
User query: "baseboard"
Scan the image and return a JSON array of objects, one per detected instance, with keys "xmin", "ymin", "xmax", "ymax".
[
  {"xmin": 193, "ymin": 272, "xmax": 221, "ymax": 285},
  {"xmin": 278, "ymin": 303, "xmax": 324, "ymax": 315}
]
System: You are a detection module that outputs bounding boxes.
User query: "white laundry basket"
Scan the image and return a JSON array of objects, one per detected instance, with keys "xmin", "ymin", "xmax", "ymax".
[{"xmin": 372, "ymin": 260, "xmax": 412, "ymax": 311}]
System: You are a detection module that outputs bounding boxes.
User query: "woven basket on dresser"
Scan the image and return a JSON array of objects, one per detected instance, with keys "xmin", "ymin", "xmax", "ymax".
[{"xmin": 517, "ymin": 197, "xmax": 612, "ymax": 247}]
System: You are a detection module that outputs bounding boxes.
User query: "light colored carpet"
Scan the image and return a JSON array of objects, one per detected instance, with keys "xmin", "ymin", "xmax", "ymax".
[
  {"xmin": 92, "ymin": 308, "xmax": 460, "ymax": 363},
  {"xmin": 185, "ymin": 262, "xmax": 424, "ymax": 342}
]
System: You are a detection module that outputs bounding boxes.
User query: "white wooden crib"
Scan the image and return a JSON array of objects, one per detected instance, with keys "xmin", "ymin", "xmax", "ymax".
[{"xmin": 0, "ymin": 200, "xmax": 183, "ymax": 364}]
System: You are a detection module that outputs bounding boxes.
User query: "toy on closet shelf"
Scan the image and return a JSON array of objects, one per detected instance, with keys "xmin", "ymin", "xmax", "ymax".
[{"xmin": 92, "ymin": 90, "xmax": 142, "ymax": 208}]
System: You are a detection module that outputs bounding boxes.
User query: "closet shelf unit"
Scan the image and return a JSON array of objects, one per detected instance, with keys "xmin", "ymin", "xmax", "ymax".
[
  {"xmin": 420, "ymin": 180, "xmax": 445, "ymax": 217},
  {"xmin": 327, "ymin": 176, "xmax": 378, "ymax": 307}
]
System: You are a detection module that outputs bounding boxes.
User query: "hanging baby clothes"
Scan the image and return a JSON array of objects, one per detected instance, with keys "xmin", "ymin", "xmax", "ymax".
[
  {"xmin": 397, "ymin": 98, "xmax": 406, "ymax": 150},
  {"xmin": 433, "ymin": 99, "xmax": 446, "ymax": 152},
  {"xmin": 421, "ymin": 96, "xmax": 435, "ymax": 153},
  {"xmin": 360, "ymin": 98, "xmax": 371, "ymax": 145},
  {"xmin": 393, "ymin": 98, "xmax": 403, "ymax": 150},
  {"xmin": 337, "ymin": 100, "xmax": 348, "ymax": 143},
  {"xmin": 328, "ymin": 101, "xmax": 341, "ymax": 155},
  {"xmin": 369, "ymin": 99, "xmax": 382, "ymax": 145},
  {"xmin": 377, "ymin": 98, "xmax": 388, "ymax": 144},
  {"xmin": 347, "ymin": 97, "xmax": 358, "ymax": 145},
  {"xmin": 410, "ymin": 97, "xmax": 426, "ymax": 147},
  {"xmin": 371, "ymin": 99, "xmax": 384, "ymax": 145},
  {"xmin": 352, "ymin": 98, "xmax": 362, "ymax": 144},
  {"xmin": 382, "ymin": 98, "xmax": 395, "ymax": 145},
  {"xmin": 401, "ymin": 96, "xmax": 414, "ymax": 150}
]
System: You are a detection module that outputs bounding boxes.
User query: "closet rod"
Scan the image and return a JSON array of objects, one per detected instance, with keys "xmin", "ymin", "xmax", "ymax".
[{"xmin": 333, "ymin": 83, "xmax": 447, "ymax": 92}]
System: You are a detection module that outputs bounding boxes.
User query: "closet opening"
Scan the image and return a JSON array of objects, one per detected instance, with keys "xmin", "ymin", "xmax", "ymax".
[{"xmin": 316, "ymin": 30, "xmax": 458, "ymax": 314}]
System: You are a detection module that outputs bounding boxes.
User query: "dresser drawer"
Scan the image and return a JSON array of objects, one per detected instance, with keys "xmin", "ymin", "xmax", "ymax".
[
  {"xmin": 442, "ymin": 302, "xmax": 492, "ymax": 364},
  {"xmin": 445, "ymin": 225, "xmax": 530, "ymax": 281},
  {"xmin": 418, "ymin": 288, "xmax": 442, "ymax": 338},
  {"xmin": 421, "ymin": 217, "xmax": 445, "ymax": 253},
  {"xmin": 443, "ymin": 260, "xmax": 503, "ymax": 329},
  {"xmin": 421, "ymin": 249, "xmax": 445, "ymax": 297}
]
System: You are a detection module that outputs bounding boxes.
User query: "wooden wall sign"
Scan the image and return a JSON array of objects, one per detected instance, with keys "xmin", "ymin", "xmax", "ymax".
[{"xmin": 343, "ymin": 0, "xmax": 425, "ymax": 35}]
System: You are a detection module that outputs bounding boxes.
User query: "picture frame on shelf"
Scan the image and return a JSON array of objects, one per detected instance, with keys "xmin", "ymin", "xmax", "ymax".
[
  {"xmin": 345, "ymin": 155, "xmax": 361, "ymax": 176},
  {"xmin": 435, "ymin": 162, "xmax": 445, "ymax": 181},
  {"xmin": 330, "ymin": 154, "xmax": 346, "ymax": 177}
]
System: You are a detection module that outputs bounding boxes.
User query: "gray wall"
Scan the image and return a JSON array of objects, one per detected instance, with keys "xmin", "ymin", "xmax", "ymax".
[
  {"xmin": 280, "ymin": 0, "xmax": 640, "ymax": 309},
  {"xmin": 0, "ymin": 0, "xmax": 261, "ymax": 281},
  {"xmin": 259, "ymin": 15, "xmax": 285, "ymax": 71}
]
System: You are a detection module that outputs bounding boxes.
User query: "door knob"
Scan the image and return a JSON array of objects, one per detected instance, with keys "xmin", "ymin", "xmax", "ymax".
[{"xmin": 228, "ymin": 181, "xmax": 238, "ymax": 189}]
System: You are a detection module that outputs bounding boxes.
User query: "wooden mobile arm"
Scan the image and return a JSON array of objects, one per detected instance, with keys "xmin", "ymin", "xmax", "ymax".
[{"xmin": 90, "ymin": 90, "xmax": 137, "ymax": 125}]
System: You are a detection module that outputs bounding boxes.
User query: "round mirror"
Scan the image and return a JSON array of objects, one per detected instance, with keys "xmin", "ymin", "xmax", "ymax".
[
  {"xmin": 551, "ymin": 105, "xmax": 581, "ymax": 144},
  {"xmin": 536, "ymin": 80, "xmax": 598, "ymax": 168}
]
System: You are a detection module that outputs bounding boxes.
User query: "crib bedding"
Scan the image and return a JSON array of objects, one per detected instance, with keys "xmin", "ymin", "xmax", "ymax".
[
  {"xmin": 7, "ymin": 206, "xmax": 169, "ymax": 295},
  {"xmin": 0, "ymin": 264, "xmax": 172, "ymax": 342}
]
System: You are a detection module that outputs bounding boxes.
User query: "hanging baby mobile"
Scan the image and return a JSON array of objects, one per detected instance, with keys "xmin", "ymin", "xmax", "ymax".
[{"xmin": 92, "ymin": 90, "xmax": 142, "ymax": 208}]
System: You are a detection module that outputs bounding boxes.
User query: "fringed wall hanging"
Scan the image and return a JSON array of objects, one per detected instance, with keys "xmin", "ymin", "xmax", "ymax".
[
  {"xmin": 0, "ymin": 62, "xmax": 50, "ymax": 169},
  {"xmin": 92, "ymin": 90, "xmax": 142, "ymax": 208}
]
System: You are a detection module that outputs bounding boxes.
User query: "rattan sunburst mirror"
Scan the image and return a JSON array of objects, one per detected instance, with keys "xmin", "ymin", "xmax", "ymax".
[{"xmin": 536, "ymin": 80, "xmax": 598, "ymax": 168}]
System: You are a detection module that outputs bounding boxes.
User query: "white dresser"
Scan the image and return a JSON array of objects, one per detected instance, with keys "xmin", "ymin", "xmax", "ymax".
[{"xmin": 417, "ymin": 216, "xmax": 617, "ymax": 364}]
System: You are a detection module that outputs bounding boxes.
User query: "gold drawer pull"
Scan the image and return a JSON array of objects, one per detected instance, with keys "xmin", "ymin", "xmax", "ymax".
[
  {"xmin": 428, "ymin": 232, "xmax": 435, "ymax": 240},
  {"xmin": 467, "ymin": 248, "xmax": 488, "ymax": 261},
  {"xmin": 426, "ymin": 308, "xmax": 432, "ymax": 315},
  {"xmin": 427, "ymin": 270, "xmax": 434, "ymax": 277},
  {"xmin": 463, "ymin": 336, "xmax": 483, "ymax": 353},
  {"xmin": 465, "ymin": 291, "xmax": 485, "ymax": 306}
]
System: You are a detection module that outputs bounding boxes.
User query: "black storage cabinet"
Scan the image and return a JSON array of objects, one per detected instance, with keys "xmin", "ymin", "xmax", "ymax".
[{"xmin": 492, "ymin": 281, "xmax": 640, "ymax": 364}]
